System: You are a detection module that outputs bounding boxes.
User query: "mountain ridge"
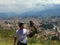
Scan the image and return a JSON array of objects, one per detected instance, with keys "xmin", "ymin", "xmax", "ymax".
[{"xmin": 0, "ymin": 4, "xmax": 60, "ymax": 19}]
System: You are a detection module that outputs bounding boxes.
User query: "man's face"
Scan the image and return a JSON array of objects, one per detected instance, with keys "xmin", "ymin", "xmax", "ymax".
[{"xmin": 20, "ymin": 25, "xmax": 24, "ymax": 29}]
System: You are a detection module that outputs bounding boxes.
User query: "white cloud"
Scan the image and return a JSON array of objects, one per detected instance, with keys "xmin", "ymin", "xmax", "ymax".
[{"xmin": 0, "ymin": 0, "xmax": 60, "ymax": 13}]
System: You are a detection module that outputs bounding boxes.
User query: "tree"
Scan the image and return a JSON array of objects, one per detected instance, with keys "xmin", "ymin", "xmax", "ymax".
[{"xmin": 40, "ymin": 23, "xmax": 54, "ymax": 30}]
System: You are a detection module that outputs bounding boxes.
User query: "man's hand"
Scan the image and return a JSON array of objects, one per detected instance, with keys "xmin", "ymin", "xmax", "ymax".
[{"xmin": 14, "ymin": 43, "xmax": 16, "ymax": 45}]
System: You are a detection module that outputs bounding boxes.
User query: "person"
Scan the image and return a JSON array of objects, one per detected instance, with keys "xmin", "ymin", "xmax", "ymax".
[
  {"xmin": 27, "ymin": 21, "xmax": 38, "ymax": 38},
  {"xmin": 14, "ymin": 22, "xmax": 27, "ymax": 45}
]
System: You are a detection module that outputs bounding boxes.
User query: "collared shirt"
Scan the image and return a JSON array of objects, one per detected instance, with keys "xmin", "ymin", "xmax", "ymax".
[{"xmin": 16, "ymin": 29, "xmax": 27, "ymax": 44}]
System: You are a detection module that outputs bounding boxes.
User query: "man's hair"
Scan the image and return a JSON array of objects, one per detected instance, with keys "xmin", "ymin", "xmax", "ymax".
[
  {"xmin": 29, "ymin": 21, "xmax": 34, "ymax": 27},
  {"xmin": 18, "ymin": 22, "xmax": 24, "ymax": 27}
]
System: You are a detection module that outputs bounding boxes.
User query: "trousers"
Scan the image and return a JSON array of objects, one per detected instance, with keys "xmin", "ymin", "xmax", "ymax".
[{"xmin": 17, "ymin": 41, "xmax": 27, "ymax": 45}]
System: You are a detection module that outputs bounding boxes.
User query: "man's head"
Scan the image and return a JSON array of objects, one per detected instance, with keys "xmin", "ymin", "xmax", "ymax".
[
  {"xmin": 29, "ymin": 21, "xmax": 34, "ymax": 27},
  {"xmin": 18, "ymin": 22, "xmax": 24, "ymax": 29}
]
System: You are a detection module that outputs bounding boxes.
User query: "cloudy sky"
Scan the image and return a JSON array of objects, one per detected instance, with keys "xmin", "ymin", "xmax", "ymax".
[{"xmin": 0, "ymin": 0, "xmax": 60, "ymax": 13}]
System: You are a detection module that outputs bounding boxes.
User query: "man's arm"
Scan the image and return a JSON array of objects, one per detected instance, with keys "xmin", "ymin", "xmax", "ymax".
[
  {"xmin": 14, "ymin": 30, "xmax": 18, "ymax": 45},
  {"xmin": 14, "ymin": 36, "xmax": 17, "ymax": 45}
]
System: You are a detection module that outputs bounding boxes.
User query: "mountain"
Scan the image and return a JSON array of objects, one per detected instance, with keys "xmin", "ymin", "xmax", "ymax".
[
  {"xmin": 0, "ymin": 4, "xmax": 60, "ymax": 19},
  {"xmin": 21, "ymin": 5, "xmax": 60, "ymax": 17}
]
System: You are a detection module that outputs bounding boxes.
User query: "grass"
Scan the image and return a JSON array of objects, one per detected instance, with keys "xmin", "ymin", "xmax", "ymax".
[{"xmin": 0, "ymin": 29, "xmax": 60, "ymax": 45}]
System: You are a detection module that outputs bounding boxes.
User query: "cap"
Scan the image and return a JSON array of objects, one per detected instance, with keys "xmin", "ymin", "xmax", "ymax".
[{"xmin": 18, "ymin": 22, "xmax": 24, "ymax": 27}]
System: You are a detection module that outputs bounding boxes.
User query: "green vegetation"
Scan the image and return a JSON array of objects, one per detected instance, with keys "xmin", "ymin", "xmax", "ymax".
[{"xmin": 0, "ymin": 30, "xmax": 60, "ymax": 45}]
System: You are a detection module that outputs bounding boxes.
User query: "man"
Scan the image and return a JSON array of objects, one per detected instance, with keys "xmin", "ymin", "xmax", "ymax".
[
  {"xmin": 28, "ymin": 21, "xmax": 38, "ymax": 38},
  {"xmin": 14, "ymin": 22, "xmax": 27, "ymax": 45}
]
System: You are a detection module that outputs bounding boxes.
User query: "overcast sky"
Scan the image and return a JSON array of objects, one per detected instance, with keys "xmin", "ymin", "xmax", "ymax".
[{"xmin": 0, "ymin": 0, "xmax": 60, "ymax": 13}]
